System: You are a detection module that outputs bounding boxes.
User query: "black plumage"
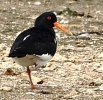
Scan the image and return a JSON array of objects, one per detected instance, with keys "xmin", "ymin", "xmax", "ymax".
[
  {"xmin": 9, "ymin": 12, "xmax": 57, "ymax": 58},
  {"xmin": 9, "ymin": 27, "xmax": 57, "ymax": 58}
]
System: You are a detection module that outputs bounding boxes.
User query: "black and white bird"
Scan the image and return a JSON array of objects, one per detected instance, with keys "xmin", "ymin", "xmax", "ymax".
[{"xmin": 9, "ymin": 12, "xmax": 72, "ymax": 89}]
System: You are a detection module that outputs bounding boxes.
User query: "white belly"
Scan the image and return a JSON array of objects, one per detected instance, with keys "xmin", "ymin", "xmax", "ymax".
[{"xmin": 13, "ymin": 54, "xmax": 53, "ymax": 67}]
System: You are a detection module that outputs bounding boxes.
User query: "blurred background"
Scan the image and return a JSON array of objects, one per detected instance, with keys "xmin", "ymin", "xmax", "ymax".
[{"xmin": 1, "ymin": 0, "xmax": 103, "ymax": 100}]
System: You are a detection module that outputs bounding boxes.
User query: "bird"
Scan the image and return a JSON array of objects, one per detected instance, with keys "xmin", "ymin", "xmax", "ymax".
[{"xmin": 8, "ymin": 12, "xmax": 72, "ymax": 89}]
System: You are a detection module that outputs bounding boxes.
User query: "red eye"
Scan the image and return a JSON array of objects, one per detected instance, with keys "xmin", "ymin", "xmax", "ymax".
[{"xmin": 47, "ymin": 16, "xmax": 51, "ymax": 20}]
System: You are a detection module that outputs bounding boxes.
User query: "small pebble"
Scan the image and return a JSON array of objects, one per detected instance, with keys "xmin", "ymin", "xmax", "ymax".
[
  {"xmin": 34, "ymin": 2, "xmax": 41, "ymax": 5},
  {"xmin": 99, "ymin": 84, "xmax": 103, "ymax": 90},
  {"xmin": 26, "ymin": 92, "xmax": 35, "ymax": 95},
  {"xmin": 0, "ymin": 86, "xmax": 12, "ymax": 92},
  {"xmin": 86, "ymin": 89, "xmax": 95, "ymax": 94}
]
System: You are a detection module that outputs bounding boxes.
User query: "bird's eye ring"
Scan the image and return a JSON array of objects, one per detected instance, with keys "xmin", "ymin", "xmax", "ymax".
[{"xmin": 47, "ymin": 16, "xmax": 51, "ymax": 20}]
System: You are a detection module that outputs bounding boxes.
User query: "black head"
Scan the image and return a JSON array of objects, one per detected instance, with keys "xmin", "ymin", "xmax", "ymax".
[{"xmin": 35, "ymin": 12, "xmax": 57, "ymax": 28}]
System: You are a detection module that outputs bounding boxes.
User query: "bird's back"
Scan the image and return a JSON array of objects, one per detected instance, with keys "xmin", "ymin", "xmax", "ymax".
[{"xmin": 9, "ymin": 27, "xmax": 57, "ymax": 58}]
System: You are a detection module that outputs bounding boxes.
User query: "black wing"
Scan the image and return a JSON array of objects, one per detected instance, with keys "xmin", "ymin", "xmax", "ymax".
[{"xmin": 9, "ymin": 27, "xmax": 57, "ymax": 58}]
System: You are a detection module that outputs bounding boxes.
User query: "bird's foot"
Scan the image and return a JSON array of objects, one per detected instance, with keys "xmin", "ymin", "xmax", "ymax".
[{"xmin": 30, "ymin": 84, "xmax": 39, "ymax": 90}]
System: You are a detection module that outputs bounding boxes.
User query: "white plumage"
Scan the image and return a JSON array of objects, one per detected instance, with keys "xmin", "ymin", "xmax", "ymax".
[
  {"xmin": 13, "ymin": 53, "xmax": 52, "ymax": 68},
  {"xmin": 23, "ymin": 35, "xmax": 30, "ymax": 41}
]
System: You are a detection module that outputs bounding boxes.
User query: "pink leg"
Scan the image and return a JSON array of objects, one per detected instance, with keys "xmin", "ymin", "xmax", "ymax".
[{"xmin": 27, "ymin": 66, "xmax": 37, "ymax": 89}]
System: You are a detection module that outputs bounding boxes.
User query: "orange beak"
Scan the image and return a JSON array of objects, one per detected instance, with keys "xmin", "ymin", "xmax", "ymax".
[{"xmin": 54, "ymin": 22, "xmax": 72, "ymax": 36}]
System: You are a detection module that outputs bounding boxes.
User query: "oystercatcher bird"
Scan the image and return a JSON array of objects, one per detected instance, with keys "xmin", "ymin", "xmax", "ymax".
[{"xmin": 9, "ymin": 12, "xmax": 72, "ymax": 89}]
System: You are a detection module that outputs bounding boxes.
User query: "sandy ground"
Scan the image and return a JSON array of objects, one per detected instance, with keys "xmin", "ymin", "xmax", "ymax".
[{"xmin": 1, "ymin": 0, "xmax": 103, "ymax": 100}]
